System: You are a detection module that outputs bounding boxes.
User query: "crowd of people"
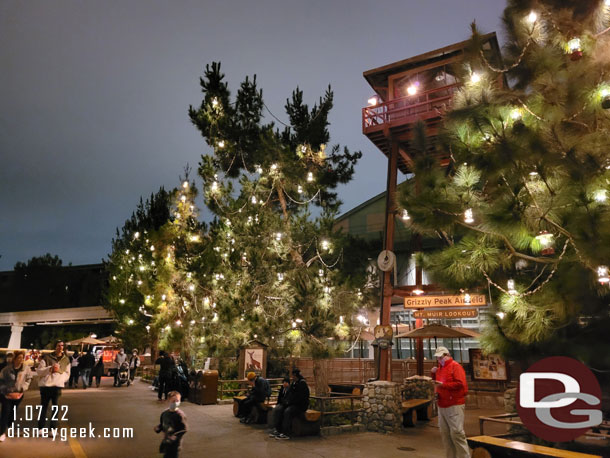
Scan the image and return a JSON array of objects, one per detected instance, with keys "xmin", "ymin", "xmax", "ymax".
[{"xmin": 236, "ymin": 367, "xmax": 310, "ymax": 441}]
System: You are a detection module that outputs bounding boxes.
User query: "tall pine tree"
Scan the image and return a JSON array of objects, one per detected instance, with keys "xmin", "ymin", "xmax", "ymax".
[
  {"xmin": 399, "ymin": 0, "xmax": 610, "ymax": 376},
  {"xmin": 189, "ymin": 63, "xmax": 372, "ymax": 391}
]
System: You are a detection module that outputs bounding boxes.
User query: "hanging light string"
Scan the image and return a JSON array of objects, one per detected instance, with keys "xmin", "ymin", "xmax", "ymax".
[
  {"xmin": 311, "ymin": 244, "xmax": 343, "ymax": 269},
  {"xmin": 479, "ymin": 39, "xmax": 532, "ymax": 74},
  {"xmin": 482, "ymin": 238, "xmax": 569, "ymax": 297},
  {"xmin": 344, "ymin": 326, "xmax": 364, "ymax": 353},
  {"xmin": 283, "ymin": 188, "xmax": 321, "ymax": 205}
]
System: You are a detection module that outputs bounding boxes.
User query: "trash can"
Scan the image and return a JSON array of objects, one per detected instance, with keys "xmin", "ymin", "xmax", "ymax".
[{"xmin": 191, "ymin": 370, "xmax": 218, "ymax": 405}]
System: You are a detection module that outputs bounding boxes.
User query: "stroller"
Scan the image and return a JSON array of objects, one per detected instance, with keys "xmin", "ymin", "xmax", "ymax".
[{"xmin": 116, "ymin": 362, "xmax": 130, "ymax": 387}]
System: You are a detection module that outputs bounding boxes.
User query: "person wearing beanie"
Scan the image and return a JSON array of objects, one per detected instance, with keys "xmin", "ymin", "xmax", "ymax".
[
  {"xmin": 431, "ymin": 346, "xmax": 469, "ymax": 458},
  {"xmin": 274, "ymin": 368, "xmax": 309, "ymax": 440},
  {"xmin": 237, "ymin": 372, "xmax": 268, "ymax": 424}
]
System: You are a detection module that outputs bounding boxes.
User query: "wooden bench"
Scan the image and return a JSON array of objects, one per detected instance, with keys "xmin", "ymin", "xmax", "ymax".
[
  {"xmin": 401, "ymin": 398, "xmax": 433, "ymax": 427},
  {"xmin": 468, "ymin": 436, "xmax": 603, "ymax": 458},
  {"xmin": 232, "ymin": 396, "xmax": 276, "ymax": 424},
  {"xmin": 328, "ymin": 383, "xmax": 364, "ymax": 396}
]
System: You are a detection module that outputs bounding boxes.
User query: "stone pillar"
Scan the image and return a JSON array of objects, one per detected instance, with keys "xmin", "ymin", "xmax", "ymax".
[
  {"xmin": 359, "ymin": 380, "xmax": 402, "ymax": 433},
  {"xmin": 8, "ymin": 323, "xmax": 25, "ymax": 349}
]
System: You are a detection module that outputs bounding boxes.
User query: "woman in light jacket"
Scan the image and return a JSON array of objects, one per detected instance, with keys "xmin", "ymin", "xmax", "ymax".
[{"xmin": 0, "ymin": 351, "xmax": 33, "ymax": 441}]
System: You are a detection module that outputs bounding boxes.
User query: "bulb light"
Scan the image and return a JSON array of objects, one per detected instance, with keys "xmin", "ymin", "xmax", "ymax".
[
  {"xmin": 464, "ymin": 208, "xmax": 474, "ymax": 224},
  {"xmin": 527, "ymin": 11, "xmax": 538, "ymax": 23},
  {"xmin": 598, "ymin": 265, "xmax": 610, "ymax": 284},
  {"xmin": 368, "ymin": 96, "xmax": 378, "ymax": 106}
]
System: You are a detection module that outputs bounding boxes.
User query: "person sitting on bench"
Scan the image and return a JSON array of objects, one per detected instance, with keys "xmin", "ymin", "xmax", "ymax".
[
  {"xmin": 268, "ymin": 376, "xmax": 291, "ymax": 438},
  {"xmin": 238, "ymin": 372, "xmax": 267, "ymax": 424},
  {"xmin": 274, "ymin": 368, "xmax": 309, "ymax": 440}
]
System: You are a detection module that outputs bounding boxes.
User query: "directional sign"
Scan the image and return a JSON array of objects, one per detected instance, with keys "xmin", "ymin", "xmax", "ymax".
[
  {"xmin": 404, "ymin": 294, "xmax": 487, "ymax": 309},
  {"xmin": 413, "ymin": 309, "xmax": 479, "ymax": 319}
]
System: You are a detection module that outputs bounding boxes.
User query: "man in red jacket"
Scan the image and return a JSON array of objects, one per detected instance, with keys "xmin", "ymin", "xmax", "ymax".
[{"xmin": 431, "ymin": 346, "xmax": 470, "ymax": 458}]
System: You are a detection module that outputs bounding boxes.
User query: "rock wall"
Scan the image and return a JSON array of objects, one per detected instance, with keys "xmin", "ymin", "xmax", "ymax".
[{"xmin": 358, "ymin": 381, "xmax": 402, "ymax": 433}]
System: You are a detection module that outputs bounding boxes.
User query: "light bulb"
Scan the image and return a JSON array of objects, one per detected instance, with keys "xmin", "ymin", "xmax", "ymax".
[
  {"xmin": 251, "ymin": 195, "xmax": 257, "ymax": 204},
  {"xmin": 275, "ymin": 232, "xmax": 283, "ymax": 241},
  {"xmin": 321, "ymin": 239, "xmax": 330, "ymax": 250},
  {"xmin": 212, "ymin": 98, "xmax": 218, "ymax": 107},
  {"xmin": 598, "ymin": 266, "xmax": 610, "ymax": 284},
  {"xmin": 594, "ymin": 189, "xmax": 607, "ymax": 202},
  {"xmin": 271, "ymin": 163, "xmax": 278, "ymax": 171},
  {"xmin": 146, "ymin": 325, "xmax": 150, "ymax": 332},
  {"xmin": 367, "ymin": 96, "xmax": 378, "ymax": 106},
  {"xmin": 255, "ymin": 165, "xmax": 263, "ymax": 174},
  {"xmin": 182, "ymin": 181, "xmax": 189, "ymax": 189},
  {"xmin": 133, "ymin": 232, "xmax": 140, "ymax": 239},
  {"xmin": 535, "ymin": 231, "xmax": 554, "ymax": 247},
  {"xmin": 464, "ymin": 293, "xmax": 471, "ymax": 304},
  {"xmin": 211, "ymin": 181, "xmax": 219, "ymax": 192},
  {"xmin": 128, "ymin": 319, "xmax": 134, "ymax": 325},
  {"xmin": 297, "ymin": 185, "xmax": 303, "ymax": 194},
  {"xmin": 470, "ymin": 72, "xmax": 481, "ymax": 84},
  {"xmin": 119, "ymin": 299, "xmax": 125, "ymax": 304},
  {"xmin": 526, "ymin": 11, "xmax": 537, "ymax": 23},
  {"xmin": 507, "ymin": 279, "xmax": 517, "ymax": 295},
  {"xmin": 567, "ymin": 38, "xmax": 581, "ymax": 53},
  {"xmin": 180, "ymin": 195, "xmax": 186, "ymax": 202},
  {"xmin": 189, "ymin": 285, "xmax": 195, "ymax": 291},
  {"xmin": 496, "ymin": 312, "xmax": 505, "ymax": 320},
  {"xmin": 412, "ymin": 288, "xmax": 424, "ymax": 295},
  {"xmin": 318, "ymin": 269, "xmax": 324, "ymax": 277},
  {"xmin": 401, "ymin": 209, "xmax": 410, "ymax": 221},
  {"xmin": 464, "ymin": 208, "xmax": 474, "ymax": 224},
  {"xmin": 176, "ymin": 320, "xmax": 182, "ymax": 326},
  {"xmin": 510, "ymin": 108, "xmax": 522, "ymax": 120},
  {"xmin": 292, "ymin": 321, "xmax": 297, "ymax": 328},
  {"xmin": 277, "ymin": 272, "xmax": 284, "ymax": 282},
  {"xmin": 217, "ymin": 140, "xmax": 225, "ymax": 148},
  {"xmin": 190, "ymin": 320, "xmax": 196, "ymax": 325},
  {"xmin": 307, "ymin": 172, "xmax": 314, "ymax": 182},
  {"xmin": 161, "ymin": 294, "xmax": 167, "ymax": 301},
  {"xmin": 339, "ymin": 316, "xmax": 344, "ymax": 324},
  {"xmin": 139, "ymin": 265, "xmax": 145, "ymax": 272},
  {"xmin": 150, "ymin": 245, "xmax": 155, "ymax": 251},
  {"xmin": 407, "ymin": 84, "xmax": 418, "ymax": 96},
  {"xmin": 190, "ymin": 235, "xmax": 200, "ymax": 242}
]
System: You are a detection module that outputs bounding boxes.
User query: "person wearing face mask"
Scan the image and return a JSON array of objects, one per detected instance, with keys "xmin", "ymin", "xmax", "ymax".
[
  {"xmin": 113, "ymin": 348, "xmax": 127, "ymax": 387},
  {"xmin": 0, "ymin": 351, "xmax": 33, "ymax": 441},
  {"xmin": 154, "ymin": 391, "xmax": 187, "ymax": 458},
  {"xmin": 430, "ymin": 346, "xmax": 469, "ymax": 458},
  {"xmin": 129, "ymin": 349, "xmax": 140, "ymax": 383}
]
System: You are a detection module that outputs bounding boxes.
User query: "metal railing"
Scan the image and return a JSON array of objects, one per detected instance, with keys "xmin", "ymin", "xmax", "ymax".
[
  {"xmin": 310, "ymin": 393, "xmax": 363, "ymax": 427},
  {"xmin": 362, "ymin": 83, "xmax": 460, "ymax": 131},
  {"xmin": 217, "ymin": 378, "xmax": 284, "ymax": 400}
]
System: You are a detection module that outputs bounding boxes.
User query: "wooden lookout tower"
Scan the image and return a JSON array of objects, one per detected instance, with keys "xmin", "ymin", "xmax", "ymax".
[{"xmin": 362, "ymin": 32, "xmax": 504, "ymax": 381}]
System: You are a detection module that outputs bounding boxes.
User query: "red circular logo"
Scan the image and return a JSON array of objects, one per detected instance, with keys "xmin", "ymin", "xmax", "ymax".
[{"xmin": 517, "ymin": 356, "xmax": 602, "ymax": 442}]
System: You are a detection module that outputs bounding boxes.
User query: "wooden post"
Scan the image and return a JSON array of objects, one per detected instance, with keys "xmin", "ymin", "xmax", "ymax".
[{"xmin": 379, "ymin": 141, "xmax": 398, "ymax": 381}]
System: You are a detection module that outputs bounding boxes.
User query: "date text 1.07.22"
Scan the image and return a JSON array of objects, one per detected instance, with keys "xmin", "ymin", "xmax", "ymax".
[{"xmin": 14, "ymin": 405, "xmax": 69, "ymax": 422}]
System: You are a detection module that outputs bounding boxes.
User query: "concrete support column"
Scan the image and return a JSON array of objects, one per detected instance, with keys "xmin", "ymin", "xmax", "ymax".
[{"xmin": 8, "ymin": 323, "xmax": 25, "ymax": 349}]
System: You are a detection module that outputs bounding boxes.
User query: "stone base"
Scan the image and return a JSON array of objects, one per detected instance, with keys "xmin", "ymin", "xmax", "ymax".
[{"xmin": 358, "ymin": 381, "xmax": 402, "ymax": 433}]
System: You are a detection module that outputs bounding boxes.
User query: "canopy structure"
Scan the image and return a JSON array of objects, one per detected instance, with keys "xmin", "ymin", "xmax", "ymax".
[
  {"xmin": 98, "ymin": 335, "xmax": 122, "ymax": 345},
  {"xmin": 66, "ymin": 336, "xmax": 106, "ymax": 346},
  {"xmin": 395, "ymin": 323, "xmax": 480, "ymax": 363}
]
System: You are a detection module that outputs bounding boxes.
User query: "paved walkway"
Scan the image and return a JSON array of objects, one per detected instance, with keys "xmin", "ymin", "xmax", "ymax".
[{"xmin": 0, "ymin": 377, "xmax": 506, "ymax": 457}]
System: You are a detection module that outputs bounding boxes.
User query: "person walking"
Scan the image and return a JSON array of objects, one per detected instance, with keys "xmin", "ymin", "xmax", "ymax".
[
  {"xmin": 36, "ymin": 341, "xmax": 70, "ymax": 430},
  {"xmin": 90, "ymin": 353, "xmax": 105, "ymax": 388},
  {"xmin": 113, "ymin": 348, "xmax": 127, "ymax": 387},
  {"xmin": 129, "ymin": 349, "xmax": 140, "ymax": 383},
  {"xmin": 0, "ymin": 351, "xmax": 33, "ymax": 441},
  {"xmin": 431, "ymin": 346, "xmax": 470, "ymax": 458},
  {"xmin": 155, "ymin": 351, "xmax": 175, "ymax": 401},
  {"xmin": 68, "ymin": 350, "xmax": 80, "ymax": 388},
  {"xmin": 78, "ymin": 349, "xmax": 95, "ymax": 389},
  {"xmin": 154, "ymin": 391, "xmax": 187, "ymax": 458},
  {"xmin": 276, "ymin": 368, "xmax": 309, "ymax": 440}
]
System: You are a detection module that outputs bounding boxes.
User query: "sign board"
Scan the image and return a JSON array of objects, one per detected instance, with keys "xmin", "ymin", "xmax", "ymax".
[
  {"xmin": 404, "ymin": 294, "xmax": 486, "ymax": 309},
  {"xmin": 413, "ymin": 309, "xmax": 478, "ymax": 319},
  {"xmin": 469, "ymin": 348, "xmax": 509, "ymax": 381}
]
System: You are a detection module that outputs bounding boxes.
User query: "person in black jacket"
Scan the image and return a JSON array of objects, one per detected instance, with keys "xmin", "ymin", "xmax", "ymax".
[
  {"xmin": 78, "ymin": 349, "xmax": 95, "ymax": 389},
  {"xmin": 268, "ymin": 376, "xmax": 291, "ymax": 437},
  {"xmin": 155, "ymin": 351, "xmax": 175, "ymax": 401},
  {"xmin": 90, "ymin": 354, "xmax": 105, "ymax": 388},
  {"xmin": 275, "ymin": 368, "xmax": 309, "ymax": 440},
  {"xmin": 238, "ymin": 372, "xmax": 267, "ymax": 423},
  {"xmin": 154, "ymin": 391, "xmax": 187, "ymax": 458}
]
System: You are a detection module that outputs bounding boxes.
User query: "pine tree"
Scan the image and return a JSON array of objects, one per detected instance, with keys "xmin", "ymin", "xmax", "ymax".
[
  {"xmin": 189, "ymin": 63, "xmax": 372, "ymax": 391},
  {"xmin": 106, "ymin": 178, "xmax": 210, "ymax": 357},
  {"xmin": 399, "ymin": 0, "xmax": 610, "ymax": 372}
]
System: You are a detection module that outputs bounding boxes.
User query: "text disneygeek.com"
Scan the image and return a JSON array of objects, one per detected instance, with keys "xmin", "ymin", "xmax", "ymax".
[{"xmin": 8, "ymin": 423, "xmax": 134, "ymax": 441}]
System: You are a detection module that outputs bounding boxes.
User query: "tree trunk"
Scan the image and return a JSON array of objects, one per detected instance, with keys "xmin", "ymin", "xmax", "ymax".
[{"xmin": 312, "ymin": 357, "xmax": 329, "ymax": 396}]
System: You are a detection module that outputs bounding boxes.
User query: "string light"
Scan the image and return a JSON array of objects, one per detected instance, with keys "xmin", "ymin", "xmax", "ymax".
[
  {"xmin": 510, "ymin": 108, "xmax": 522, "ymax": 121},
  {"xmin": 255, "ymin": 165, "xmax": 263, "ymax": 174},
  {"xmin": 318, "ymin": 269, "xmax": 324, "ymax": 277},
  {"xmin": 526, "ymin": 11, "xmax": 537, "ymax": 23},
  {"xmin": 297, "ymin": 185, "xmax": 303, "ymax": 194},
  {"xmin": 464, "ymin": 208, "xmax": 474, "ymax": 224},
  {"xmin": 275, "ymin": 232, "xmax": 283, "ymax": 241},
  {"xmin": 567, "ymin": 38, "xmax": 581, "ymax": 53},
  {"xmin": 307, "ymin": 172, "xmax": 314, "ymax": 182},
  {"xmin": 182, "ymin": 181, "xmax": 189, "ymax": 189},
  {"xmin": 189, "ymin": 285, "xmax": 195, "ymax": 291},
  {"xmin": 211, "ymin": 181, "xmax": 219, "ymax": 192},
  {"xmin": 128, "ymin": 319, "xmax": 134, "ymax": 325},
  {"xmin": 407, "ymin": 84, "xmax": 418, "ymax": 96},
  {"xmin": 594, "ymin": 190, "xmax": 607, "ymax": 202},
  {"xmin": 321, "ymin": 239, "xmax": 330, "ymax": 250},
  {"xmin": 150, "ymin": 245, "xmax": 155, "ymax": 251},
  {"xmin": 133, "ymin": 232, "xmax": 140, "ymax": 239},
  {"xmin": 470, "ymin": 72, "xmax": 481, "ymax": 83},
  {"xmin": 367, "ymin": 96, "xmax": 378, "ymax": 106},
  {"xmin": 598, "ymin": 266, "xmax": 610, "ymax": 284},
  {"xmin": 251, "ymin": 195, "xmax": 257, "ymax": 204},
  {"xmin": 496, "ymin": 312, "xmax": 505, "ymax": 320},
  {"xmin": 270, "ymin": 163, "xmax": 278, "ymax": 171},
  {"xmin": 190, "ymin": 235, "xmax": 200, "ymax": 242},
  {"xmin": 412, "ymin": 288, "xmax": 424, "ymax": 295},
  {"xmin": 146, "ymin": 325, "xmax": 150, "ymax": 332},
  {"xmin": 535, "ymin": 231, "xmax": 554, "ymax": 247},
  {"xmin": 212, "ymin": 98, "xmax": 218, "ymax": 107},
  {"xmin": 119, "ymin": 299, "xmax": 125, "ymax": 304},
  {"xmin": 190, "ymin": 320, "xmax": 196, "ymax": 325},
  {"xmin": 176, "ymin": 320, "xmax": 182, "ymax": 326},
  {"xmin": 161, "ymin": 294, "xmax": 167, "ymax": 301},
  {"xmin": 277, "ymin": 272, "xmax": 284, "ymax": 282},
  {"xmin": 217, "ymin": 140, "xmax": 225, "ymax": 148},
  {"xmin": 401, "ymin": 209, "xmax": 410, "ymax": 221},
  {"xmin": 507, "ymin": 279, "xmax": 517, "ymax": 295},
  {"xmin": 464, "ymin": 293, "xmax": 471, "ymax": 304},
  {"xmin": 180, "ymin": 195, "xmax": 186, "ymax": 202}
]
